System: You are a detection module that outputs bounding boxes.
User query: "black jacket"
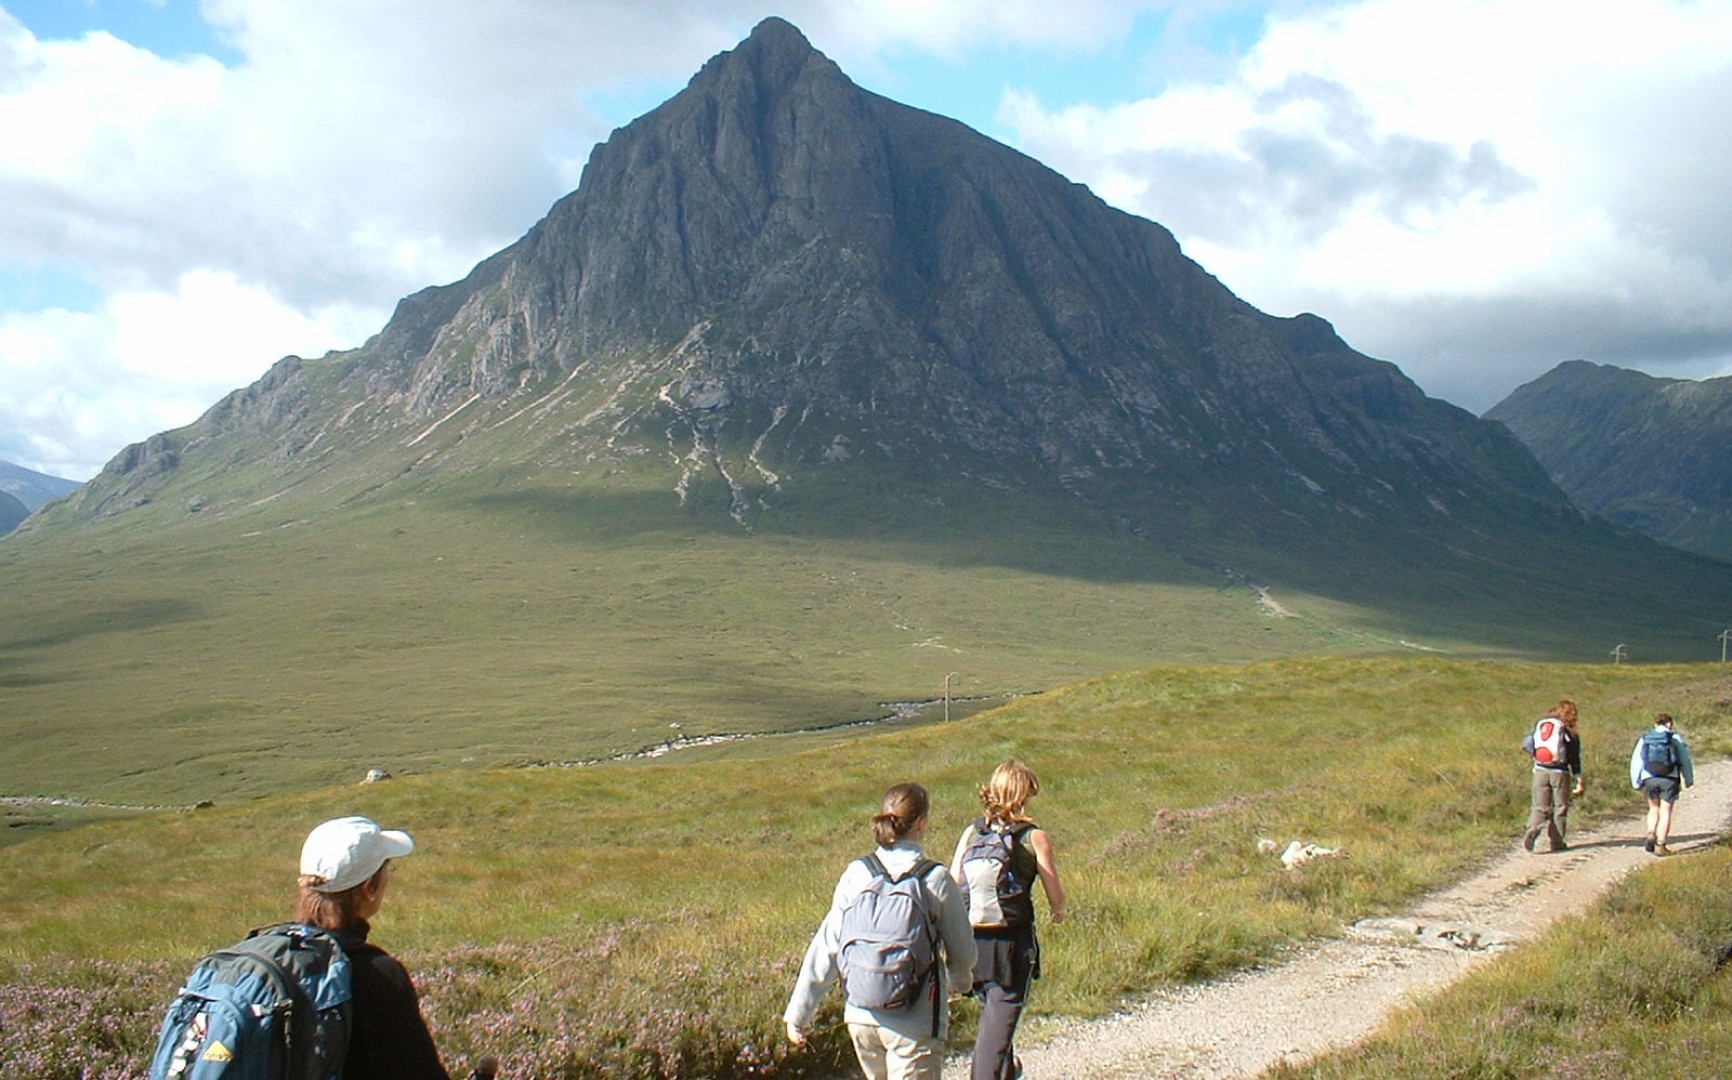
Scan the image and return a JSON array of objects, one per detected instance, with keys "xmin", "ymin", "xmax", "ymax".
[{"xmin": 332, "ymin": 922, "xmax": 450, "ymax": 1079}]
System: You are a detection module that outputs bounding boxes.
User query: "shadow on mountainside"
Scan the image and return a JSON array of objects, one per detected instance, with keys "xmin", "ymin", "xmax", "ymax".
[{"xmin": 460, "ymin": 475, "xmax": 1732, "ymax": 661}]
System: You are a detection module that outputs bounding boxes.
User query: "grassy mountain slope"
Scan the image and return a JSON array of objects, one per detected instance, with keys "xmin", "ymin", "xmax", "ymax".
[
  {"xmin": 1, "ymin": 656, "xmax": 1726, "ymax": 1077},
  {"xmin": 1487, "ymin": 360, "xmax": 1732, "ymax": 561},
  {"xmin": 0, "ymin": 445, "xmax": 1395, "ymax": 806}
]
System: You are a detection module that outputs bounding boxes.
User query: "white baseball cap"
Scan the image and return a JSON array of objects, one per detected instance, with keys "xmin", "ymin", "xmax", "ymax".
[{"xmin": 299, "ymin": 816, "xmax": 415, "ymax": 894}]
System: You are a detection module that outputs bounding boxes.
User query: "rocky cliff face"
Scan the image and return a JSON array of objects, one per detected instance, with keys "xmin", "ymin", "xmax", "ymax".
[
  {"xmin": 1487, "ymin": 360, "xmax": 1732, "ymax": 561},
  {"xmin": 56, "ymin": 18, "xmax": 1575, "ymax": 561}
]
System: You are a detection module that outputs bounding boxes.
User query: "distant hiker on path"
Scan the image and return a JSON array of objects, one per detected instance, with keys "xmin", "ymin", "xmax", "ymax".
[
  {"xmin": 785, "ymin": 782, "xmax": 976, "ymax": 1080},
  {"xmin": 1522, "ymin": 699, "xmax": 1584, "ymax": 853},
  {"xmin": 949, "ymin": 760, "xmax": 1067, "ymax": 1080},
  {"xmin": 1631, "ymin": 712, "xmax": 1695, "ymax": 856},
  {"xmin": 297, "ymin": 816, "xmax": 454, "ymax": 1079}
]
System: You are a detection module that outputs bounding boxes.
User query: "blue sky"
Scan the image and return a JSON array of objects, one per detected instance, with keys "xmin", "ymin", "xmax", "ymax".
[{"xmin": 3, "ymin": 0, "xmax": 1731, "ymax": 480}]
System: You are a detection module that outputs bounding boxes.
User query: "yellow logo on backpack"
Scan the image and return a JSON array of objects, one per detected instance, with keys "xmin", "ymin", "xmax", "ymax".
[{"xmin": 201, "ymin": 1040, "xmax": 235, "ymax": 1062}]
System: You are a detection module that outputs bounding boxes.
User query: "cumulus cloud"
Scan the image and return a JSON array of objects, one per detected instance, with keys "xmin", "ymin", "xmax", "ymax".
[
  {"xmin": 997, "ymin": 0, "xmax": 1732, "ymax": 410},
  {"xmin": 0, "ymin": 1, "xmax": 770, "ymax": 477},
  {"xmin": 821, "ymin": 0, "xmax": 1163, "ymax": 55},
  {"xmin": 0, "ymin": 270, "xmax": 378, "ymax": 476}
]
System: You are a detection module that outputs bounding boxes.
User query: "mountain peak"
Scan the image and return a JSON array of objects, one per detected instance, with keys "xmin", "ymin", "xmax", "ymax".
[
  {"xmin": 739, "ymin": 15, "xmax": 816, "ymax": 59},
  {"xmin": 683, "ymin": 14, "xmax": 837, "ymax": 105},
  {"xmin": 48, "ymin": 16, "xmax": 1726, "ymax": 653}
]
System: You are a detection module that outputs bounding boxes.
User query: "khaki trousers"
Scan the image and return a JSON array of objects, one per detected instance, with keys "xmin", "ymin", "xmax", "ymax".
[
  {"xmin": 1525, "ymin": 767, "xmax": 1573, "ymax": 848},
  {"xmin": 849, "ymin": 1022, "xmax": 943, "ymax": 1080}
]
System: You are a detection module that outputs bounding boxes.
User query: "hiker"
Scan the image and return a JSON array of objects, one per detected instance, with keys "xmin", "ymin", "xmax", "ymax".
[
  {"xmin": 784, "ymin": 782, "xmax": 976, "ymax": 1080},
  {"xmin": 949, "ymin": 760, "xmax": 1067, "ymax": 1080},
  {"xmin": 297, "ymin": 815, "xmax": 454, "ymax": 1079},
  {"xmin": 1630, "ymin": 712, "xmax": 1695, "ymax": 856},
  {"xmin": 1522, "ymin": 699, "xmax": 1584, "ymax": 853}
]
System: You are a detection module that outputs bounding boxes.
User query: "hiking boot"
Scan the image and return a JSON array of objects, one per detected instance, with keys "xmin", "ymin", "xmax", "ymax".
[
  {"xmin": 1644, "ymin": 836, "xmax": 1656, "ymax": 853},
  {"xmin": 1522, "ymin": 828, "xmax": 1541, "ymax": 852},
  {"xmin": 1549, "ymin": 839, "xmax": 1569, "ymax": 853}
]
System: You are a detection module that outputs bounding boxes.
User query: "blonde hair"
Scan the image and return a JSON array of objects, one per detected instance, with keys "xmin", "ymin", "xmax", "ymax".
[
  {"xmin": 872, "ymin": 783, "xmax": 929, "ymax": 847},
  {"xmin": 979, "ymin": 760, "xmax": 1040, "ymax": 825}
]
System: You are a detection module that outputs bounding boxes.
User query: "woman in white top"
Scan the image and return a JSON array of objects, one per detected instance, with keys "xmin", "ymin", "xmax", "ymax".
[
  {"xmin": 784, "ymin": 782, "xmax": 976, "ymax": 1080},
  {"xmin": 949, "ymin": 760, "xmax": 1067, "ymax": 1080}
]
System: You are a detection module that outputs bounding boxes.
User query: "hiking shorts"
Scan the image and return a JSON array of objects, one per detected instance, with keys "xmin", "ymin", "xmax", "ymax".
[{"xmin": 1642, "ymin": 776, "xmax": 1682, "ymax": 803}]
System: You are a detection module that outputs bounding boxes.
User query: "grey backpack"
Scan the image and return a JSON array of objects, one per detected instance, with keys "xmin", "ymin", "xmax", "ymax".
[{"xmin": 837, "ymin": 855, "xmax": 941, "ymax": 1012}]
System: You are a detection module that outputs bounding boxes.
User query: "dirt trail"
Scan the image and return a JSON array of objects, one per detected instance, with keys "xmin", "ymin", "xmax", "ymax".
[{"xmin": 946, "ymin": 759, "xmax": 1732, "ymax": 1079}]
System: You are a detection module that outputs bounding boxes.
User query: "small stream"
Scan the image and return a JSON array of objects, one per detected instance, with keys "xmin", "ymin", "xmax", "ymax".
[{"xmin": 522, "ymin": 694, "xmax": 1016, "ymax": 769}]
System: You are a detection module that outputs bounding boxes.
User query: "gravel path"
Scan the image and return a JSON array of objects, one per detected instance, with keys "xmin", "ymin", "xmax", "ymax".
[{"xmin": 945, "ymin": 760, "xmax": 1732, "ymax": 1079}]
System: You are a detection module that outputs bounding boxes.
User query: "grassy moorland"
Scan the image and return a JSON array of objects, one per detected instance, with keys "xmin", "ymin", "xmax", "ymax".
[
  {"xmin": 1, "ymin": 656, "xmax": 1727, "ymax": 1077},
  {"xmin": 0, "ymin": 467, "xmax": 1425, "ymax": 809}
]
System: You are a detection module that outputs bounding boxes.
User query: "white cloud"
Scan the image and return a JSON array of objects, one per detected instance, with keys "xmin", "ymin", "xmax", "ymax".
[
  {"xmin": 824, "ymin": 0, "xmax": 1161, "ymax": 55},
  {"xmin": 997, "ymin": 0, "xmax": 1732, "ymax": 409},
  {"xmin": 0, "ymin": 1, "xmax": 772, "ymax": 478},
  {"xmin": 0, "ymin": 271, "xmax": 379, "ymax": 478}
]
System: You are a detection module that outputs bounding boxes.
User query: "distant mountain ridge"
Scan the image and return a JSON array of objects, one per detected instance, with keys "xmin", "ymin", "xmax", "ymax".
[
  {"xmin": 1486, "ymin": 360, "xmax": 1732, "ymax": 561},
  {"xmin": 0, "ymin": 459, "xmax": 80, "ymax": 510},
  {"xmin": 0, "ymin": 490, "xmax": 26, "ymax": 535},
  {"xmin": 15, "ymin": 17, "xmax": 1732, "ymax": 658},
  {"xmin": 0, "ymin": 459, "xmax": 80, "ymax": 534}
]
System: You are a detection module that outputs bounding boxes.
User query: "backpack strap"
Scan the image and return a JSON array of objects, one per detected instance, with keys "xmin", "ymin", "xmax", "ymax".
[
  {"xmin": 902, "ymin": 857, "xmax": 944, "ymax": 1037},
  {"xmin": 866, "ymin": 853, "xmax": 940, "ymax": 885}
]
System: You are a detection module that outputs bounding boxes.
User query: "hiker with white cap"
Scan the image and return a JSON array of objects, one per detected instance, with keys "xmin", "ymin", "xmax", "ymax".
[{"xmin": 297, "ymin": 815, "xmax": 453, "ymax": 1079}]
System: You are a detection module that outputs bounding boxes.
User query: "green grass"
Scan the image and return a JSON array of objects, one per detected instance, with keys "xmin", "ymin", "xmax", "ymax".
[
  {"xmin": 1, "ymin": 656, "xmax": 1728, "ymax": 1077},
  {"xmin": 1270, "ymin": 841, "xmax": 1732, "ymax": 1079},
  {"xmin": 0, "ymin": 473, "xmax": 1420, "ymax": 807}
]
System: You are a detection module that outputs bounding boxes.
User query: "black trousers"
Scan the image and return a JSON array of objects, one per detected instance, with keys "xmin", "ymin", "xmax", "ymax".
[{"xmin": 970, "ymin": 929, "xmax": 1037, "ymax": 1080}]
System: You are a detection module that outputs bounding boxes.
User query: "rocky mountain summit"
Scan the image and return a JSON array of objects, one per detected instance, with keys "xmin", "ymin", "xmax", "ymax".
[
  {"xmin": 1487, "ymin": 360, "xmax": 1732, "ymax": 561},
  {"xmin": 25, "ymin": 18, "xmax": 1730, "ymax": 647}
]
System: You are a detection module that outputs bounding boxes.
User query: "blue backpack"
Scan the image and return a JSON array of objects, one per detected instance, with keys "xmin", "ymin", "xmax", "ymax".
[
  {"xmin": 1641, "ymin": 729, "xmax": 1678, "ymax": 777},
  {"xmin": 148, "ymin": 924, "xmax": 352, "ymax": 1080}
]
